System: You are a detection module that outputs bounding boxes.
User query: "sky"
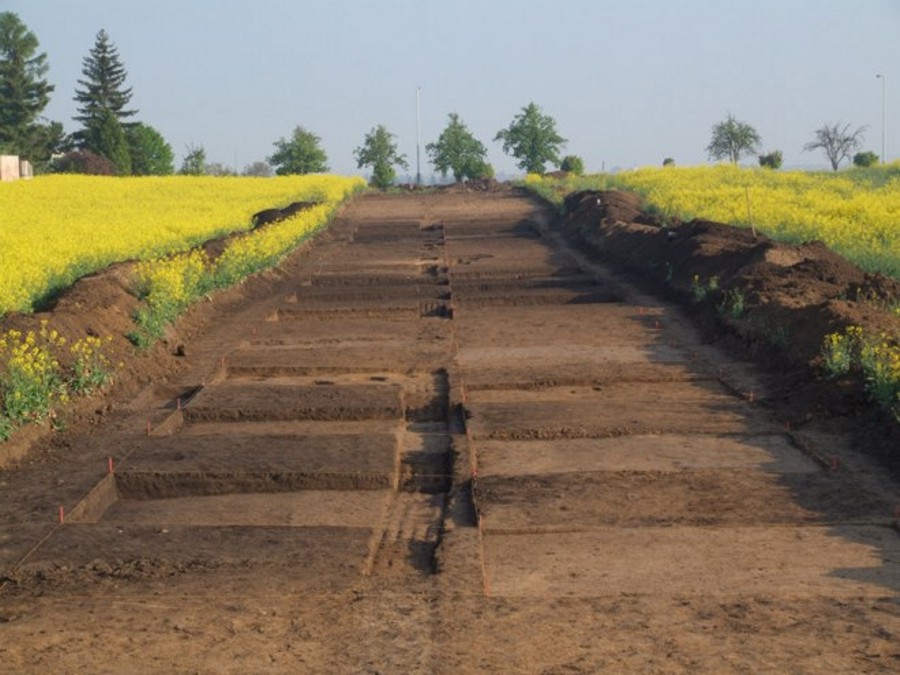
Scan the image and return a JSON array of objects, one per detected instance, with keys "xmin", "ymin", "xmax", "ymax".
[{"xmin": 5, "ymin": 0, "xmax": 899, "ymax": 177}]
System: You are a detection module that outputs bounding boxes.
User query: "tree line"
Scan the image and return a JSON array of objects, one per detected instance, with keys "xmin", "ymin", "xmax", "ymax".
[
  {"xmin": 705, "ymin": 113, "xmax": 878, "ymax": 171},
  {"xmin": 0, "ymin": 12, "xmax": 880, "ymax": 184},
  {"xmin": 0, "ymin": 12, "xmax": 574, "ymax": 183}
]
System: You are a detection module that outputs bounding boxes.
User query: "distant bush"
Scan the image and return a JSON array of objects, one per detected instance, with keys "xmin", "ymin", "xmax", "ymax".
[
  {"xmin": 51, "ymin": 149, "xmax": 117, "ymax": 175},
  {"xmin": 758, "ymin": 150, "xmax": 783, "ymax": 169},
  {"xmin": 853, "ymin": 151, "xmax": 879, "ymax": 168},
  {"xmin": 476, "ymin": 162, "xmax": 495, "ymax": 180},
  {"xmin": 560, "ymin": 155, "xmax": 585, "ymax": 175},
  {"xmin": 662, "ymin": 157, "xmax": 675, "ymax": 167}
]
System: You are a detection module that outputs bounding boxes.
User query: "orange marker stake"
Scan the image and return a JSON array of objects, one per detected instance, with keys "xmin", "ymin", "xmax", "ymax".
[
  {"xmin": 146, "ymin": 419, "xmax": 151, "ymax": 435},
  {"xmin": 176, "ymin": 397, "xmax": 182, "ymax": 411},
  {"xmin": 830, "ymin": 456, "xmax": 840, "ymax": 472},
  {"xmin": 108, "ymin": 457, "xmax": 114, "ymax": 474},
  {"xmin": 748, "ymin": 390, "xmax": 755, "ymax": 403},
  {"xmin": 58, "ymin": 506, "xmax": 65, "ymax": 524}
]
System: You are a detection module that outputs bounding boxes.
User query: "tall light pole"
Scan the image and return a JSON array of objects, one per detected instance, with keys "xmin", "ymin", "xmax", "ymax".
[
  {"xmin": 876, "ymin": 74, "xmax": 886, "ymax": 164},
  {"xmin": 415, "ymin": 86, "xmax": 422, "ymax": 185}
]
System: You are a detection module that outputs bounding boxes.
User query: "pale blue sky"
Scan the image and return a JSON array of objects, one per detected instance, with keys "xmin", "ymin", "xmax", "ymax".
[{"xmin": 6, "ymin": 0, "xmax": 899, "ymax": 176}]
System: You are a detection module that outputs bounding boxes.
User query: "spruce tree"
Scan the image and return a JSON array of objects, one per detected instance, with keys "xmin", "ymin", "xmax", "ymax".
[{"xmin": 73, "ymin": 29, "xmax": 136, "ymax": 156}]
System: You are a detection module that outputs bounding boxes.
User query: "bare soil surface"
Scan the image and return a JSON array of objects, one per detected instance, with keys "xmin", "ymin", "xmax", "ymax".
[{"xmin": 1, "ymin": 188, "xmax": 898, "ymax": 673}]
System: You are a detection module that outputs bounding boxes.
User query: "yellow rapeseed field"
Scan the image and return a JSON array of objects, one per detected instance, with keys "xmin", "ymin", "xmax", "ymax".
[
  {"xmin": 0, "ymin": 174, "xmax": 364, "ymax": 316},
  {"xmin": 525, "ymin": 164, "xmax": 900, "ymax": 278}
]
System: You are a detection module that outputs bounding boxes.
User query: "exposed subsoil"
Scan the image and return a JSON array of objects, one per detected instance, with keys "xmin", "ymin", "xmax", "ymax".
[{"xmin": 0, "ymin": 186, "xmax": 898, "ymax": 672}]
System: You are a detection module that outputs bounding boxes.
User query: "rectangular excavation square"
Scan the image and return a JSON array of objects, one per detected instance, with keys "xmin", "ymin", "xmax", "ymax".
[
  {"xmin": 22, "ymin": 524, "xmax": 373, "ymax": 588},
  {"xmin": 460, "ymin": 362, "xmax": 702, "ymax": 390},
  {"xmin": 475, "ymin": 434, "xmax": 820, "ymax": 476},
  {"xmin": 452, "ymin": 304, "xmax": 674, "ymax": 348},
  {"xmin": 286, "ymin": 283, "xmax": 443, "ymax": 303},
  {"xmin": 450, "ymin": 277, "xmax": 622, "ymax": 307},
  {"xmin": 274, "ymin": 300, "xmax": 421, "ymax": 320},
  {"xmin": 483, "ymin": 526, "xmax": 900, "ymax": 598},
  {"xmin": 475, "ymin": 469, "xmax": 889, "ymax": 529},
  {"xmin": 465, "ymin": 382, "xmax": 776, "ymax": 439},
  {"xmin": 183, "ymin": 379, "xmax": 403, "ymax": 423},
  {"xmin": 252, "ymin": 318, "xmax": 422, "ymax": 345},
  {"xmin": 103, "ymin": 490, "xmax": 389, "ymax": 528},
  {"xmin": 227, "ymin": 342, "xmax": 451, "ymax": 377},
  {"xmin": 121, "ymin": 428, "xmax": 399, "ymax": 491}
]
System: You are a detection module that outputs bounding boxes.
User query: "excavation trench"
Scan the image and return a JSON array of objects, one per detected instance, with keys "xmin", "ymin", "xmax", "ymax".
[{"xmin": 2, "ymin": 189, "xmax": 898, "ymax": 673}]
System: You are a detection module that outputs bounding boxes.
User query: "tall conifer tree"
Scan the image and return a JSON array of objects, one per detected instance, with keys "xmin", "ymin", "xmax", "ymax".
[
  {"xmin": 73, "ymin": 29, "xmax": 136, "ymax": 168},
  {"xmin": 0, "ymin": 12, "xmax": 60, "ymax": 163}
]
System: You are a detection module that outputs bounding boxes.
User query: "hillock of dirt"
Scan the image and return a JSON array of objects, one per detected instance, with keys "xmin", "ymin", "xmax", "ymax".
[{"xmin": 557, "ymin": 190, "xmax": 900, "ymax": 470}]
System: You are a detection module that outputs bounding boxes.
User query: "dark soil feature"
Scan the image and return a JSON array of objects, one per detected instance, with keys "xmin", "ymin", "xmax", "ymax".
[{"xmin": 558, "ymin": 190, "xmax": 899, "ymax": 470}]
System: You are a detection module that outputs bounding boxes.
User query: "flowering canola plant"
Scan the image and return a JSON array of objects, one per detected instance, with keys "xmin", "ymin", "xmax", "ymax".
[
  {"xmin": 822, "ymin": 325, "xmax": 900, "ymax": 422},
  {"xmin": 0, "ymin": 174, "xmax": 364, "ymax": 316}
]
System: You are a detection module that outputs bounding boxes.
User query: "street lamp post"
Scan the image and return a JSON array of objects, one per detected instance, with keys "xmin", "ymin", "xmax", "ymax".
[
  {"xmin": 876, "ymin": 74, "xmax": 886, "ymax": 164},
  {"xmin": 416, "ymin": 86, "xmax": 422, "ymax": 185}
]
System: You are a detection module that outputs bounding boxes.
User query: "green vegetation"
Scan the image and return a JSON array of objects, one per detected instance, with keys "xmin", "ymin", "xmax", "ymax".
[
  {"xmin": 354, "ymin": 124, "xmax": 408, "ymax": 188},
  {"xmin": 268, "ymin": 126, "xmax": 329, "ymax": 175},
  {"xmin": 0, "ymin": 12, "xmax": 63, "ymax": 168},
  {"xmin": 495, "ymin": 102, "xmax": 566, "ymax": 174},
  {"xmin": 73, "ymin": 29, "xmax": 136, "ymax": 174},
  {"xmin": 758, "ymin": 150, "xmax": 783, "ymax": 169},
  {"xmin": 706, "ymin": 113, "xmax": 761, "ymax": 164},
  {"xmin": 179, "ymin": 144, "xmax": 206, "ymax": 175},
  {"xmin": 127, "ymin": 122, "xmax": 175, "ymax": 175},
  {"xmin": 0, "ymin": 323, "xmax": 114, "ymax": 441},
  {"xmin": 426, "ymin": 113, "xmax": 489, "ymax": 182},
  {"xmin": 691, "ymin": 275, "xmax": 719, "ymax": 303},
  {"xmin": 560, "ymin": 155, "xmax": 585, "ymax": 175},
  {"xmin": 821, "ymin": 326, "xmax": 899, "ymax": 421},
  {"xmin": 853, "ymin": 151, "xmax": 879, "ymax": 168}
]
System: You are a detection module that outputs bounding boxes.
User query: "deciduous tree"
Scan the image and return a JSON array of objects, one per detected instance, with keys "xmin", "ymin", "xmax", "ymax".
[
  {"xmin": 179, "ymin": 143, "xmax": 206, "ymax": 175},
  {"xmin": 268, "ymin": 126, "xmax": 328, "ymax": 175},
  {"xmin": 426, "ymin": 113, "xmax": 488, "ymax": 182},
  {"xmin": 126, "ymin": 122, "xmax": 174, "ymax": 175},
  {"xmin": 494, "ymin": 102, "xmax": 566, "ymax": 174},
  {"xmin": 706, "ymin": 113, "xmax": 761, "ymax": 164},
  {"xmin": 354, "ymin": 125, "xmax": 408, "ymax": 188},
  {"xmin": 803, "ymin": 122, "xmax": 866, "ymax": 171}
]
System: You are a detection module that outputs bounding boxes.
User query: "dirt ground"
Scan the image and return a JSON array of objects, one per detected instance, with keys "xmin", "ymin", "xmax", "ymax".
[{"xmin": 0, "ymin": 188, "xmax": 898, "ymax": 673}]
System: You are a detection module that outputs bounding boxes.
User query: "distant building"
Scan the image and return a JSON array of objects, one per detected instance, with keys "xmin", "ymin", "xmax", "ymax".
[{"xmin": 0, "ymin": 155, "xmax": 33, "ymax": 181}]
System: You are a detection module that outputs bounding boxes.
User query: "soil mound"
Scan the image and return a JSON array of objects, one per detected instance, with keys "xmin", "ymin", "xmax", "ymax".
[{"xmin": 558, "ymin": 190, "xmax": 899, "ymax": 469}]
